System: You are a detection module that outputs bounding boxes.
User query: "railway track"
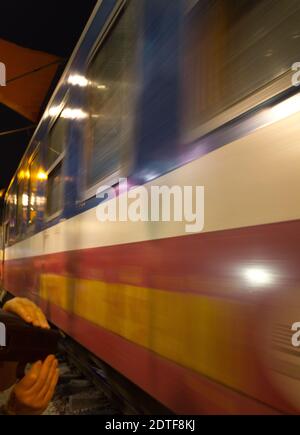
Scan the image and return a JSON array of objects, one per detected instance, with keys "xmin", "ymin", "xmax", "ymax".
[
  {"xmin": 45, "ymin": 334, "xmax": 171, "ymax": 415},
  {"xmin": 45, "ymin": 355, "xmax": 119, "ymax": 415}
]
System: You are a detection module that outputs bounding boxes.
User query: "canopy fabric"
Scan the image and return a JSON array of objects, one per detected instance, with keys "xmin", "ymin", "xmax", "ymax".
[{"xmin": 0, "ymin": 39, "xmax": 61, "ymax": 122}]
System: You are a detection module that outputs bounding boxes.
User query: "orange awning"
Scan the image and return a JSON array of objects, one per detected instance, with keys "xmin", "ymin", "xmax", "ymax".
[{"xmin": 0, "ymin": 39, "xmax": 61, "ymax": 122}]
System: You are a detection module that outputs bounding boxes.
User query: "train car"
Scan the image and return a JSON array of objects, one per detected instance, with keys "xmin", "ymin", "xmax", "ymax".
[{"xmin": 2, "ymin": 0, "xmax": 300, "ymax": 414}]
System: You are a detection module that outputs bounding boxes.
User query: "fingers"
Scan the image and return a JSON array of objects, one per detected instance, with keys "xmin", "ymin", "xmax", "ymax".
[
  {"xmin": 35, "ymin": 307, "xmax": 50, "ymax": 329},
  {"xmin": 36, "ymin": 359, "xmax": 59, "ymax": 403},
  {"xmin": 25, "ymin": 302, "xmax": 45, "ymax": 328},
  {"xmin": 20, "ymin": 303, "xmax": 36, "ymax": 325},
  {"xmin": 18, "ymin": 361, "xmax": 42, "ymax": 389},
  {"xmin": 11, "ymin": 356, "xmax": 59, "ymax": 415},
  {"xmin": 42, "ymin": 368, "xmax": 59, "ymax": 407},
  {"xmin": 3, "ymin": 297, "xmax": 50, "ymax": 329},
  {"xmin": 22, "ymin": 299, "xmax": 49, "ymax": 329},
  {"xmin": 3, "ymin": 299, "xmax": 30, "ymax": 322},
  {"xmin": 28, "ymin": 355, "xmax": 57, "ymax": 395}
]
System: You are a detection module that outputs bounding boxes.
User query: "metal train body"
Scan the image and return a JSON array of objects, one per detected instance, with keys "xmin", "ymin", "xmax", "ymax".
[{"xmin": 2, "ymin": 0, "xmax": 300, "ymax": 414}]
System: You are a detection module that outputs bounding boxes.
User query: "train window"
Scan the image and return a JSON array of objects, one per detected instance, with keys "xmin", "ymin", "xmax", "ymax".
[
  {"xmin": 28, "ymin": 151, "xmax": 41, "ymax": 227},
  {"xmin": 46, "ymin": 115, "xmax": 67, "ymax": 217},
  {"xmin": 4, "ymin": 220, "xmax": 9, "ymax": 246},
  {"xmin": 4, "ymin": 188, "xmax": 17, "ymax": 246},
  {"xmin": 46, "ymin": 117, "xmax": 66, "ymax": 169},
  {"xmin": 2, "ymin": 204, "xmax": 9, "ymax": 247},
  {"xmin": 46, "ymin": 161, "xmax": 63, "ymax": 216},
  {"xmin": 183, "ymin": 0, "xmax": 300, "ymax": 140},
  {"xmin": 84, "ymin": 0, "xmax": 140, "ymax": 195},
  {"xmin": 16, "ymin": 169, "xmax": 30, "ymax": 236}
]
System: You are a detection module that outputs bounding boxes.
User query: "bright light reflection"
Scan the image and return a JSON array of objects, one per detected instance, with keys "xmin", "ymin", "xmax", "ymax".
[
  {"xmin": 47, "ymin": 105, "xmax": 63, "ymax": 118},
  {"xmin": 61, "ymin": 108, "xmax": 88, "ymax": 120},
  {"xmin": 37, "ymin": 170, "xmax": 48, "ymax": 181},
  {"xmin": 18, "ymin": 170, "xmax": 30, "ymax": 180},
  {"xmin": 67, "ymin": 75, "xmax": 107, "ymax": 90},
  {"xmin": 22, "ymin": 194, "xmax": 29, "ymax": 207},
  {"xmin": 269, "ymin": 94, "xmax": 300, "ymax": 122},
  {"xmin": 68, "ymin": 74, "xmax": 90, "ymax": 87},
  {"xmin": 243, "ymin": 267, "xmax": 273, "ymax": 286}
]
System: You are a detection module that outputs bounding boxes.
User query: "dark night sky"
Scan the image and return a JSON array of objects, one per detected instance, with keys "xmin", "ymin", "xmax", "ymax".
[{"xmin": 0, "ymin": 0, "xmax": 97, "ymax": 205}]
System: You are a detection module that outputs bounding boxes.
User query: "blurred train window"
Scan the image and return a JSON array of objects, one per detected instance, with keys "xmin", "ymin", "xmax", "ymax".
[
  {"xmin": 183, "ymin": 0, "xmax": 300, "ymax": 139},
  {"xmin": 28, "ymin": 151, "xmax": 40, "ymax": 227},
  {"xmin": 46, "ymin": 116, "xmax": 66, "ymax": 169},
  {"xmin": 4, "ymin": 186, "xmax": 17, "ymax": 245},
  {"xmin": 84, "ymin": 0, "xmax": 140, "ymax": 194},
  {"xmin": 16, "ymin": 170, "xmax": 30, "ymax": 236},
  {"xmin": 3, "ymin": 204, "xmax": 9, "ymax": 246},
  {"xmin": 47, "ymin": 162, "xmax": 63, "ymax": 217},
  {"xmin": 46, "ymin": 115, "xmax": 67, "ymax": 217}
]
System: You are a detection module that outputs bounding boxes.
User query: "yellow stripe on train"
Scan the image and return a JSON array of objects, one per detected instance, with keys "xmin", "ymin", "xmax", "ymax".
[{"xmin": 40, "ymin": 273, "xmax": 258, "ymax": 396}]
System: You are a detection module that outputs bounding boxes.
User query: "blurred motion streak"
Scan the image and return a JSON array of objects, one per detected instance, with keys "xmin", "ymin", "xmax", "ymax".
[{"xmin": 2, "ymin": 0, "xmax": 300, "ymax": 415}]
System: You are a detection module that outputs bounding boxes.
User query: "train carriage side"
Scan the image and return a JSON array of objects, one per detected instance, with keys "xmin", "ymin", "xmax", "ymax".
[{"xmin": 2, "ymin": 0, "xmax": 300, "ymax": 414}]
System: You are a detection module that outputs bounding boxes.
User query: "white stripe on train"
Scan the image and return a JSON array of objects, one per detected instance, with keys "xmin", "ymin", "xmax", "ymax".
[{"xmin": 5, "ymin": 110, "xmax": 300, "ymax": 261}]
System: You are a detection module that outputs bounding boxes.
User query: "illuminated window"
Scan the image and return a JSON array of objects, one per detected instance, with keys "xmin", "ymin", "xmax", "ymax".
[
  {"xmin": 4, "ymin": 185, "xmax": 17, "ymax": 246},
  {"xmin": 28, "ymin": 151, "xmax": 42, "ymax": 227},
  {"xmin": 46, "ymin": 162, "xmax": 63, "ymax": 216},
  {"xmin": 16, "ymin": 168, "xmax": 29, "ymax": 235}
]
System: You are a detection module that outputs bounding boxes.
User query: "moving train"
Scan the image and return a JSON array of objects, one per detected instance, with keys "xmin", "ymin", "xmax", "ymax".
[{"xmin": 2, "ymin": 0, "xmax": 300, "ymax": 414}]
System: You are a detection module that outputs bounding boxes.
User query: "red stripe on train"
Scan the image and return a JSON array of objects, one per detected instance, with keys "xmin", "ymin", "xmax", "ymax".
[{"xmin": 4, "ymin": 219, "xmax": 300, "ymax": 299}]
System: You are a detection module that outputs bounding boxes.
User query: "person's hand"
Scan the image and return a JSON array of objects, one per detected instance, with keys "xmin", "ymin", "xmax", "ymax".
[
  {"xmin": 0, "ymin": 298, "xmax": 51, "ymax": 392},
  {"xmin": 5, "ymin": 355, "xmax": 59, "ymax": 415},
  {"xmin": 3, "ymin": 297, "xmax": 49, "ymax": 329}
]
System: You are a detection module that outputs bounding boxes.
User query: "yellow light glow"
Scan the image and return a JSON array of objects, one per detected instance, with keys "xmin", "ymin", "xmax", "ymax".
[
  {"xmin": 37, "ymin": 170, "xmax": 48, "ymax": 181},
  {"xmin": 18, "ymin": 169, "xmax": 30, "ymax": 180}
]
